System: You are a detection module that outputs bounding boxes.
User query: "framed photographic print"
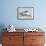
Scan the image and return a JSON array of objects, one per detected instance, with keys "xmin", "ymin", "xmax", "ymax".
[{"xmin": 17, "ymin": 7, "xmax": 34, "ymax": 20}]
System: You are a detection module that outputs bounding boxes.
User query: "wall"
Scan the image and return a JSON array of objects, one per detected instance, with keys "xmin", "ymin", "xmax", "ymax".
[
  {"xmin": 0, "ymin": 0, "xmax": 46, "ymax": 43},
  {"xmin": 0, "ymin": 0, "xmax": 46, "ymax": 29}
]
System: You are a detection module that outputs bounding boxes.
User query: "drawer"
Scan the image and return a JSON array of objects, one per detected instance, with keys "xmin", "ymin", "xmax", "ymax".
[
  {"xmin": 3, "ymin": 43, "xmax": 23, "ymax": 46},
  {"xmin": 24, "ymin": 36, "xmax": 32, "ymax": 40},
  {"xmin": 3, "ymin": 36, "xmax": 23, "ymax": 41},
  {"xmin": 24, "ymin": 36, "xmax": 32, "ymax": 45},
  {"xmin": 3, "ymin": 32, "xmax": 23, "ymax": 36},
  {"xmin": 32, "ymin": 36, "xmax": 45, "ymax": 44},
  {"xmin": 31, "ymin": 44, "xmax": 44, "ymax": 46},
  {"xmin": 24, "ymin": 32, "xmax": 44, "ymax": 36},
  {"xmin": 3, "ymin": 36, "xmax": 23, "ymax": 44},
  {"xmin": 3, "ymin": 37, "xmax": 23, "ymax": 46}
]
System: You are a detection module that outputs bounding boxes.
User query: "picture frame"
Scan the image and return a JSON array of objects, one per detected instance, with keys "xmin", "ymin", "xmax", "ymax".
[{"xmin": 17, "ymin": 7, "xmax": 34, "ymax": 20}]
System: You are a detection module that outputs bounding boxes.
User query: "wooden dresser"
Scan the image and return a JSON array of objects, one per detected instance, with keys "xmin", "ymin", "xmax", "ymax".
[{"xmin": 2, "ymin": 31, "xmax": 45, "ymax": 46}]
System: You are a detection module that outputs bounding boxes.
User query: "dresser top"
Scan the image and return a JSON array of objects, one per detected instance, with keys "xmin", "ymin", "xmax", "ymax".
[
  {"xmin": 4, "ymin": 29, "xmax": 44, "ymax": 33},
  {"xmin": 15, "ymin": 29, "xmax": 44, "ymax": 32}
]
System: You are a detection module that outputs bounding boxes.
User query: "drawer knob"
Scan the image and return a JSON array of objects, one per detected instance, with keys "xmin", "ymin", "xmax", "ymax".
[
  {"xmin": 9, "ymin": 38, "xmax": 14, "ymax": 40},
  {"xmin": 32, "ymin": 39, "xmax": 36, "ymax": 40}
]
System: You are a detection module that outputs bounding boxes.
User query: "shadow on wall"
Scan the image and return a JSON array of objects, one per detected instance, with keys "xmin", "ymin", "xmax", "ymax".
[{"xmin": 0, "ymin": 24, "xmax": 7, "ymax": 43}]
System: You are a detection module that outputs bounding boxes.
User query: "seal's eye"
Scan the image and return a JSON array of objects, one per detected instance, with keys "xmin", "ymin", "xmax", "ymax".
[{"xmin": 24, "ymin": 10, "xmax": 28, "ymax": 13}]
